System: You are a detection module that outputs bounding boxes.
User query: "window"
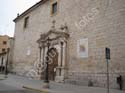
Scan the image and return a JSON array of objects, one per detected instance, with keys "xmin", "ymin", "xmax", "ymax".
[
  {"xmin": 3, "ymin": 41, "xmax": 7, "ymax": 45},
  {"xmin": 2, "ymin": 48, "xmax": 5, "ymax": 52},
  {"xmin": 24, "ymin": 16, "xmax": 29, "ymax": 28},
  {"xmin": 52, "ymin": 2, "xmax": 58, "ymax": 14}
]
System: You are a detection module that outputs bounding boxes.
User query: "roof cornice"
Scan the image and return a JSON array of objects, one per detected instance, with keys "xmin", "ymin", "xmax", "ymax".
[{"xmin": 13, "ymin": 0, "xmax": 48, "ymax": 22}]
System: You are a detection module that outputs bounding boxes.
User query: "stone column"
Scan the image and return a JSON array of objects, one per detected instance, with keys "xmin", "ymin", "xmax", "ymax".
[
  {"xmin": 42, "ymin": 46, "xmax": 45, "ymax": 65},
  {"xmin": 61, "ymin": 41, "xmax": 66, "ymax": 77},
  {"xmin": 55, "ymin": 43, "xmax": 63, "ymax": 82},
  {"xmin": 60, "ymin": 42, "xmax": 63, "ymax": 76},
  {"xmin": 55, "ymin": 40, "xmax": 67, "ymax": 83},
  {"xmin": 62, "ymin": 41, "xmax": 66, "ymax": 67},
  {"xmin": 60, "ymin": 41, "xmax": 67, "ymax": 81},
  {"xmin": 37, "ymin": 45, "xmax": 45, "ymax": 80},
  {"xmin": 55, "ymin": 44, "xmax": 61, "ymax": 76},
  {"xmin": 39, "ymin": 47, "xmax": 42, "ymax": 64}
]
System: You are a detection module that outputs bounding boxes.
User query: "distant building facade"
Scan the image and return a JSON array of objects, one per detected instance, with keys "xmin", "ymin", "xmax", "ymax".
[
  {"xmin": 0, "ymin": 35, "xmax": 9, "ymax": 53},
  {"xmin": 0, "ymin": 35, "xmax": 14, "ymax": 73},
  {"xmin": 13, "ymin": 0, "xmax": 125, "ymax": 89}
]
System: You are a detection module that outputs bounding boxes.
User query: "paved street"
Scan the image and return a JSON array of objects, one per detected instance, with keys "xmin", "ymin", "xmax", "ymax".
[
  {"xmin": 0, "ymin": 83, "xmax": 41, "ymax": 93},
  {"xmin": 0, "ymin": 74, "xmax": 125, "ymax": 93},
  {"xmin": 0, "ymin": 74, "xmax": 41, "ymax": 93}
]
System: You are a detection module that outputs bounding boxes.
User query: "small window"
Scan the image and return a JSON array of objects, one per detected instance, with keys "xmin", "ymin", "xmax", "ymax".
[
  {"xmin": 24, "ymin": 16, "xmax": 29, "ymax": 28},
  {"xmin": 3, "ymin": 41, "xmax": 7, "ymax": 45},
  {"xmin": 2, "ymin": 48, "xmax": 5, "ymax": 52},
  {"xmin": 52, "ymin": 2, "xmax": 58, "ymax": 14}
]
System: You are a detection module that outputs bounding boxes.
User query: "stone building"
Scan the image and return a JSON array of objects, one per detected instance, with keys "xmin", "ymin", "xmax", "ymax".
[{"xmin": 13, "ymin": 0, "xmax": 125, "ymax": 89}]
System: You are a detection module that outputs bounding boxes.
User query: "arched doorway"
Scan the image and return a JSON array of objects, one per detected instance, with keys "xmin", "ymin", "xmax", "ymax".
[{"xmin": 37, "ymin": 21, "xmax": 69, "ymax": 82}]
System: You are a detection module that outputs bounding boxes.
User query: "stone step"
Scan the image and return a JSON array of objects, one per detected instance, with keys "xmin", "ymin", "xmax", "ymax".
[
  {"xmin": 65, "ymin": 79, "xmax": 89, "ymax": 86},
  {"xmin": 0, "ymin": 74, "xmax": 7, "ymax": 80}
]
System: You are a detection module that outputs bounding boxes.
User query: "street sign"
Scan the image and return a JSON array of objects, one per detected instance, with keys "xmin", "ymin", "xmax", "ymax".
[{"xmin": 105, "ymin": 48, "xmax": 110, "ymax": 59}]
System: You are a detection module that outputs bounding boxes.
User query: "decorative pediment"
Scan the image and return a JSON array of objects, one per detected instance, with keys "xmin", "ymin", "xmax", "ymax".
[
  {"xmin": 37, "ymin": 21, "xmax": 69, "ymax": 45},
  {"xmin": 37, "ymin": 30, "xmax": 69, "ymax": 44}
]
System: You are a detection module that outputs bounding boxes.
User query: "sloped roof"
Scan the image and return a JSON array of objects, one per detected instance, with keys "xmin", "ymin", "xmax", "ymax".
[{"xmin": 13, "ymin": 0, "xmax": 48, "ymax": 22}]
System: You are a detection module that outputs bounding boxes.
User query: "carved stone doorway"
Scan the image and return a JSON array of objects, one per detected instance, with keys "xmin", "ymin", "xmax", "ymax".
[{"xmin": 37, "ymin": 21, "xmax": 69, "ymax": 82}]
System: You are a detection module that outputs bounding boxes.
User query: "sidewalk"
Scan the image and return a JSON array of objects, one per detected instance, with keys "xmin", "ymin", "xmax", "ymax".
[{"xmin": 0, "ymin": 74, "xmax": 125, "ymax": 93}]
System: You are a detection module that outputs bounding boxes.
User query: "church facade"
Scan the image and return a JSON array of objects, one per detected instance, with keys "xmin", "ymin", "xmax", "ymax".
[{"xmin": 13, "ymin": 0, "xmax": 125, "ymax": 89}]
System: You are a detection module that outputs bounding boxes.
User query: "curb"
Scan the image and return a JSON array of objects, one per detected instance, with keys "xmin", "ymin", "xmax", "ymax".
[
  {"xmin": 22, "ymin": 86, "xmax": 50, "ymax": 93},
  {"xmin": 0, "ymin": 78, "xmax": 5, "ymax": 80},
  {"xmin": 0, "ymin": 75, "xmax": 7, "ymax": 80}
]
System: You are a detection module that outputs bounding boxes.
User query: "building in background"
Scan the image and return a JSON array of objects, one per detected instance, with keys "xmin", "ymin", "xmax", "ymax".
[
  {"xmin": 0, "ymin": 35, "xmax": 9, "ymax": 53},
  {"xmin": 0, "ymin": 35, "xmax": 14, "ymax": 73},
  {"xmin": 13, "ymin": 0, "xmax": 125, "ymax": 89}
]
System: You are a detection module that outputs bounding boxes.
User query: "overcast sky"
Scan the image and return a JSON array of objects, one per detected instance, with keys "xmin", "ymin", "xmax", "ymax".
[{"xmin": 0, "ymin": 0, "xmax": 40, "ymax": 37}]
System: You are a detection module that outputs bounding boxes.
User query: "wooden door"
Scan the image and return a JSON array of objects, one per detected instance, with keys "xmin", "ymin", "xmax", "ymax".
[{"xmin": 48, "ymin": 51, "xmax": 58, "ymax": 80}]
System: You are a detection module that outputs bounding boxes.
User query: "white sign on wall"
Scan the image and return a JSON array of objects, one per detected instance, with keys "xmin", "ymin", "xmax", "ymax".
[
  {"xmin": 77, "ymin": 38, "xmax": 88, "ymax": 58},
  {"xmin": 26, "ymin": 46, "xmax": 31, "ymax": 56}
]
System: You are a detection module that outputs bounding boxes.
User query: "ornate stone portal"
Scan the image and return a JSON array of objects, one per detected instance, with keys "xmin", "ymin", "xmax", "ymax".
[{"xmin": 37, "ymin": 21, "xmax": 69, "ymax": 82}]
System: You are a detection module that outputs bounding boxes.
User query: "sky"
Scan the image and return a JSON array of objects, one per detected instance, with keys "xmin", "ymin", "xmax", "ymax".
[{"xmin": 0, "ymin": 0, "xmax": 40, "ymax": 37}]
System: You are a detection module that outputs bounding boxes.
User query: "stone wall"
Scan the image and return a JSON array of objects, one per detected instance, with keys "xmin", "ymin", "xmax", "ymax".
[
  {"xmin": 13, "ymin": 0, "xmax": 125, "ymax": 88},
  {"xmin": 65, "ymin": 72, "xmax": 125, "ymax": 89}
]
